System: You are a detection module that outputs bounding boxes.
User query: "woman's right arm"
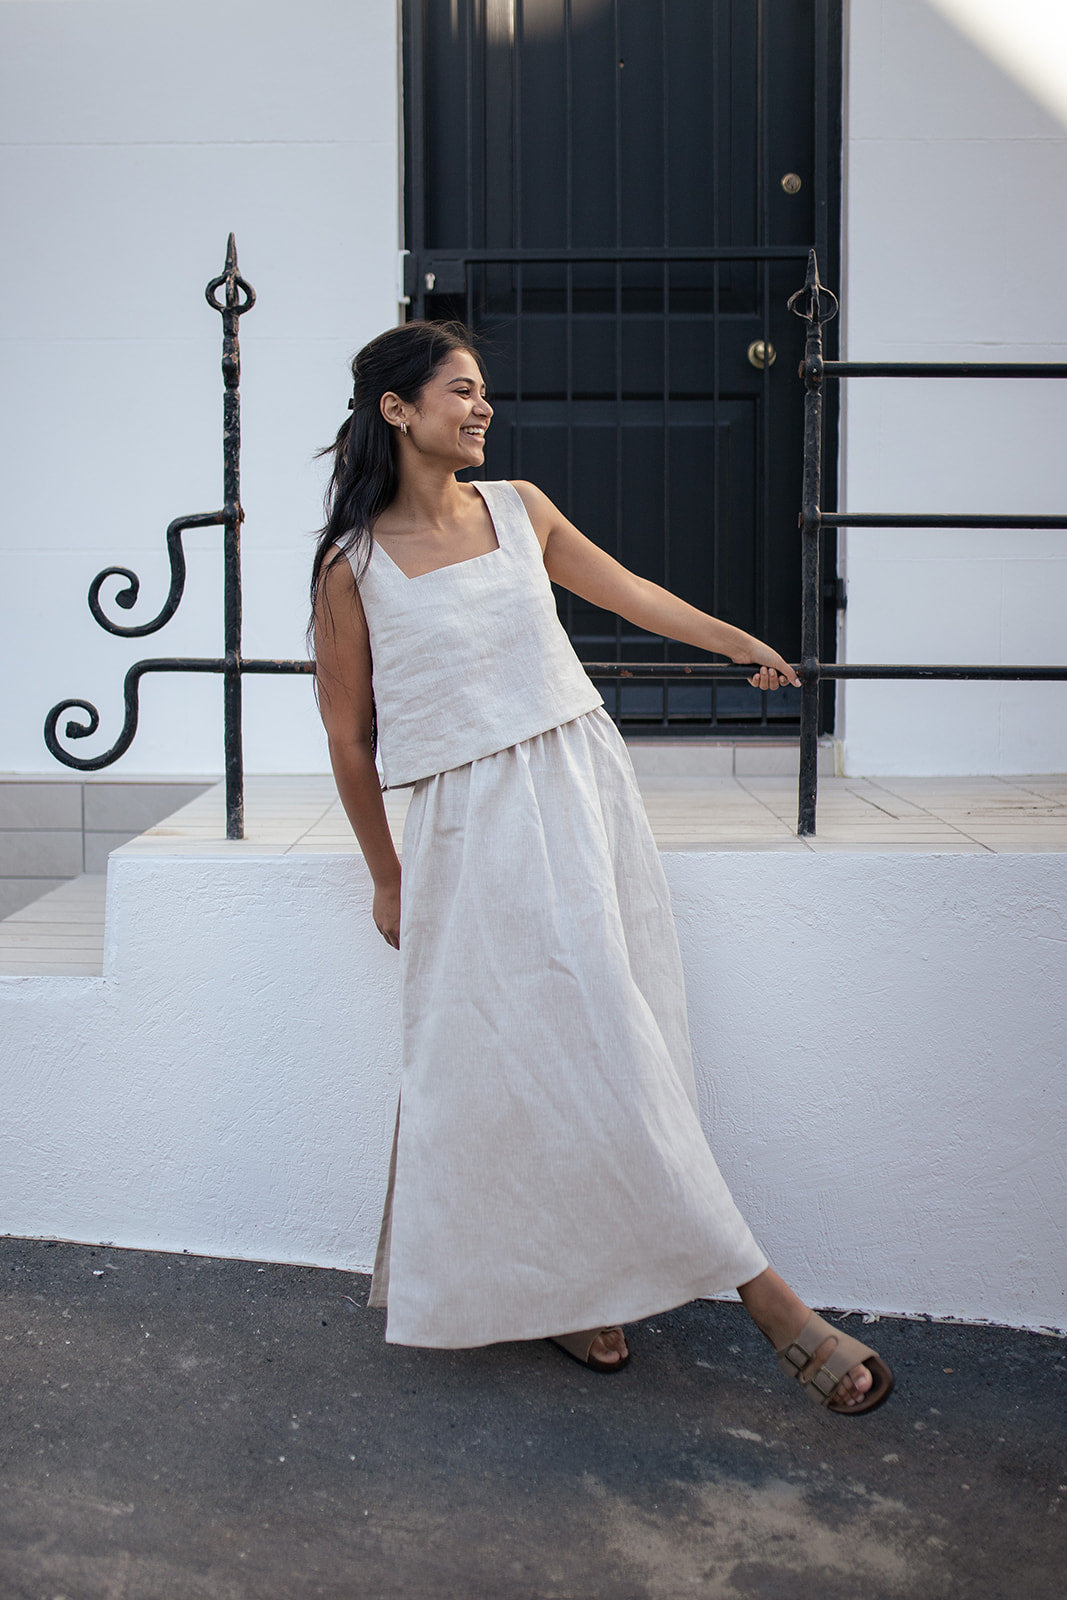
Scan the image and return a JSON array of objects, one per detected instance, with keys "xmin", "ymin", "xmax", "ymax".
[{"xmin": 313, "ymin": 550, "xmax": 402, "ymax": 949}]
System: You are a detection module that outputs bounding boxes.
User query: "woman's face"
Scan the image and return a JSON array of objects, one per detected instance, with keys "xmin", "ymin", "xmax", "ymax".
[{"xmin": 407, "ymin": 348, "xmax": 493, "ymax": 467}]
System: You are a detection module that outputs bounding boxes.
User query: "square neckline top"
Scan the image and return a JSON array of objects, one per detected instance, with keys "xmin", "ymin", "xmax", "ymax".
[
  {"xmin": 351, "ymin": 479, "xmax": 603, "ymax": 788},
  {"xmin": 370, "ymin": 481, "xmax": 504, "ymax": 582}
]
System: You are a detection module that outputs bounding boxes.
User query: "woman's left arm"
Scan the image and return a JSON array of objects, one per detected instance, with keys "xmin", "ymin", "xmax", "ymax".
[{"xmin": 511, "ymin": 480, "xmax": 800, "ymax": 691}]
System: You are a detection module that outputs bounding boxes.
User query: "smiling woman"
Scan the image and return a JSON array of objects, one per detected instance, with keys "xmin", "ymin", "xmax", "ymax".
[
  {"xmin": 307, "ymin": 319, "xmax": 893, "ymax": 1416},
  {"xmin": 370, "ymin": 349, "xmax": 498, "ymax": 578},
  {"xmin": 309, "ymin": 321, "xmax": 485, "ymax": 598}
]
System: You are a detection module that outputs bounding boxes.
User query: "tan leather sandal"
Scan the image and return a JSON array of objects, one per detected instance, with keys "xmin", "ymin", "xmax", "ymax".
[
  {"xmin": 776, "ymin": 1311, "xmax": 894, "ymax": 1415},
  {"xmin": 549, "ymin": 1327, "xmax": 630, "ymax": 1374}
]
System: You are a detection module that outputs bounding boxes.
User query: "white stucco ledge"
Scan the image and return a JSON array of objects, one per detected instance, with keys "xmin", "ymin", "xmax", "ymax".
[{"xmin": 2, "ymin": 843, "xmax": 1065, "ymax": 1334}]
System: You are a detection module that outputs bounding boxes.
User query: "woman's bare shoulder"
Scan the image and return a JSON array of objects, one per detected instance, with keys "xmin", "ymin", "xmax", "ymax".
[
  {"xmin": 316, "ymin": 543, "xmax": 368, "ymax": 632},
  {"xmin": 320, "ymin": 542, "xmax": 364, "ymax": 596},
  {"xmin": 507, "ymin": 479, "xmax": 564, "ymax": 545}
]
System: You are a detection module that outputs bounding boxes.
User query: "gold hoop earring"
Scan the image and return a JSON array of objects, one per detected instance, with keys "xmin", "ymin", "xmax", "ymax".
[{"xmin": 400, "ymin": 421, "xmax": 408, "ymax": 435}]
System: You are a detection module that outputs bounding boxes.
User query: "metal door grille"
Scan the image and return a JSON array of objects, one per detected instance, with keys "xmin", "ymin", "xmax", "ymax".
[{"xmin": 403, "ymin": 0, "xmax": 842, "ymax": 737}]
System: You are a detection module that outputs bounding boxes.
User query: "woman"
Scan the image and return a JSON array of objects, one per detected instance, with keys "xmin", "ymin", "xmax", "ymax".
[{"xmin": 311, "ymin": 320, "xmax": 893, "ymax": 1416}]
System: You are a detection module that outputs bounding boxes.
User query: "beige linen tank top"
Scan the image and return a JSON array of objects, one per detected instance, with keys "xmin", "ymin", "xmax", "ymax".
[{"xmin": 349, "ymin": 480, "xmax": 603, "ymax": 788}]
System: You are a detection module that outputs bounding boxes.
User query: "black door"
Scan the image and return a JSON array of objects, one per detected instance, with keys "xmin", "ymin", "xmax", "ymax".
[{"xmin": 402, "ymin": 0, "xmax": 841, "ymax": 735}]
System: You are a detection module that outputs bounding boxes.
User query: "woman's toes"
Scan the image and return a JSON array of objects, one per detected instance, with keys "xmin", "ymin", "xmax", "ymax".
[
  {"xmin": 591, "ymin": 1329, "xmax": 628, "ymax": 1365},
  {"xmin": 830, "ymin": 1363, "xmax": 874, "ymax": 1410}
]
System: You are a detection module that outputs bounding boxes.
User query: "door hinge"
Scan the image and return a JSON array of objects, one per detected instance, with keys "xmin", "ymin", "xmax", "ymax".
[{"xmin": 398, "ymin": 250, "xmax": 414, "ymax": 304}]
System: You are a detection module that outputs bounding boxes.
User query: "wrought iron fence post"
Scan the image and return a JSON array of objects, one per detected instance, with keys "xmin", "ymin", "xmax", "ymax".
[
  {"xmin": 790, "ymin": 250, "xmax": 836, "ymax": 836},
  {"xmin": 798, "ymin": 283, "xmax": 822, "ymax": 837},
  {"xmin": 209, "ymin": 235, "xmax": 248, "ymax": 839}
]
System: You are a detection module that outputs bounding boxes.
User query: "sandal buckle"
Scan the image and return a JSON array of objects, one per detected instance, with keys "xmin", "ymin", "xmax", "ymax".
[
  {"xmin": 811, "ymin": 1364, "xmax": 839, "ymax": 1399},
  {"xmin": 783, "ymin": 1341, "xmax": 809, "ymax": 1374}
]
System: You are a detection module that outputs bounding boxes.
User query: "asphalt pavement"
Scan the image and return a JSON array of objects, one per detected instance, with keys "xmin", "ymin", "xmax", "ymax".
[{"xmin": 1, "ymin": 1237, "xmax": 1064, "ymax": 1599}]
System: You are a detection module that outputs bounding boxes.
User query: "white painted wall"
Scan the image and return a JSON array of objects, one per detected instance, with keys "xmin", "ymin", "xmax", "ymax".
[
  {"xmin": 4, "ymin": 0, "xmax": 1064, "ymax": 779},
  {"xmin": 3, "ymin": 848, "xmax": 1064, "ymax": 1332},
  {"xmin": 0, "ymin": 0, "xmax": 400, "ymax": 776},
  {"xmin": 840, "ymin": 1, "xmax": 1067, "ymax": 772}
]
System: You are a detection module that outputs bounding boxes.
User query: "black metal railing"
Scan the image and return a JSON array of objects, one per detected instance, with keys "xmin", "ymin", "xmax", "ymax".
[
  {"xmin": 45, "ymin": 242, "xmax": 1067, "ymax": 840},
  {"xmin": 788, "ymin": 249, "xmax": 1067, "ymax": 834},
  {"xmin": 43, "ymin": 238, "xmax": 313, "ymax": 840}
]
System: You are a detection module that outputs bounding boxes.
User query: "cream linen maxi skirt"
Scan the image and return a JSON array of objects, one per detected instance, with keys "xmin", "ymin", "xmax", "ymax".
[{"xmin": 369, "ymin": 706, "xmax": 767, "ymax": 1347}]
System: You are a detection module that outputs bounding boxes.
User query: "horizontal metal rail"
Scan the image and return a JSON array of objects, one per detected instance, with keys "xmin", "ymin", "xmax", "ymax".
[
  {"xmin": 579, "ymin": 662, "xmax": 1067, "ymax": 681},
  {"xmin": 242, "ymin": 660, "xmax": 317, "ymax": 675},
  {"xmin": 824, "ymin": 361, "xmax": 1067, "ymax": 379},
  {"xmin": 822, "ymin": 514, "xmax": 1067, "ymax": 529},
  {"xmin": 413, "ymin": 246, "xmax": 812, "ymax": 263},
  {"xmin": 814, "ymin": 664, "xmax": 1067, "ymax": 680}
]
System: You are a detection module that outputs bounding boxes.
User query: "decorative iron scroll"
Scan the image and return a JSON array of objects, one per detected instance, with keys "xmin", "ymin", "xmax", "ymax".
[{"xmin": 43, "ymin": 236, "xmax": 312, "ymax": 841}]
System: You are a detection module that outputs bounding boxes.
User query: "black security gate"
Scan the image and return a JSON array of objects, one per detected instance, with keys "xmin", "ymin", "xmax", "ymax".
[{"xmin": 402, "ymin": 0, "xmax": 842, "ymax": 735}]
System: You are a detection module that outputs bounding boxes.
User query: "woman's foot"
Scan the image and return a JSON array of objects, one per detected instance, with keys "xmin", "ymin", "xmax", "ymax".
[
  {"xmin": 737, "ymin": 1268, "xmax": 876, "ymax": 1411},
  {"xmin": 549, "ymin": 1326, "xmax": 630, "ymax": 1371},
  {"xmin": 588, "ymin": 1327, "xmax": 628, "ymax": 1367}
]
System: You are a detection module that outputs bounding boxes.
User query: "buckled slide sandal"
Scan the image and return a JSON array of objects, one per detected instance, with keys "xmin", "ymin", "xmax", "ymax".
[{"xmin": 776, "ymin": 1311, "xmax": 894, "ymax": 1415}]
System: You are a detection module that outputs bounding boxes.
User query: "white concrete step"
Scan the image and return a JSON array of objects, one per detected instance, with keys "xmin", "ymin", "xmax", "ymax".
[
  {"xmin": 0, "ymin": 874, "xmax": 107, "ymax": 976},
  {"xmin": 1, "ymin": 771, "xmax": 1064, "ymax": 978}
]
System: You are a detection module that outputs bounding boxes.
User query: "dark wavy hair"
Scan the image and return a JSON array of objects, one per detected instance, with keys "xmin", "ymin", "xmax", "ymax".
[{"xmin": 309, "ymin": 320, "xmax": 484, "ymax": 643}]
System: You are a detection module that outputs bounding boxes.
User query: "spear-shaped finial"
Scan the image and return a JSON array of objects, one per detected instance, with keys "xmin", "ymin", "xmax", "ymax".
[
  {"xmin": 788, "ymin": 249, "xmax": 838, "ymax": 327},
  {"xmin": 205, "ymin": 233, "xmax": 256, "ymax": 318}
]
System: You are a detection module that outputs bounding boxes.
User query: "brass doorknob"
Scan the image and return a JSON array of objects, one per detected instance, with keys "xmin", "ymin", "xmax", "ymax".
[{"xmin": 747, "ymin": 340, "xmax": 777, "ymax": 370}]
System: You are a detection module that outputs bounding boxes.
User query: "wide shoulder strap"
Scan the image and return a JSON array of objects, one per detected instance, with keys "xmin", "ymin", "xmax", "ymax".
[{"xmin": 471, "ymin": 479, "xmax": 542, "ymax": 559}]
